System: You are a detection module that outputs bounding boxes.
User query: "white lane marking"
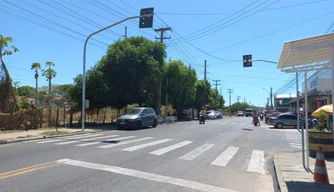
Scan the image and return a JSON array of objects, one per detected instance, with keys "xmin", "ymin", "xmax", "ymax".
[
  {"xmin": 211, "ymin": 146, "xmax": 239, "ymax": 167},
  {"xmin": 81, "ymin": 135, "xmax": 119, "ymax": 141},
  {"xmin": 98, "ymin": 137, "xmax": 153, "ymax": 149},
  {"xmin": 149, "ymin": 141, "xmax": 193, "ymax": 156},
  {"xmin": 55, "ymin": 140, "xmax": 81, "ymax": 145},
  {"xmin": 57, "ymin": 159, "xmax": 239, "ymax": 192},
  {"xmin": 36, "ymin": 139, "xmax": 64, "ymax": 144},
  {"xmin": 231, "ymin": 123, "xmax": 236, "ymax": 125},
  {"xmin": 62, "ymin": 133, "xmax": 103, "ymax": 140},
  {"xmin": 290, "ymin": 145, "xmax": 302, "ymax": 148},
  {"xmin": 220, "ymin": 122, "xmax": 227, "ymax": 125},
  {"xmin": 247, "ymin": 150, "xmax": 265, "ymax": 174},
  {"xmin": 240, "ymin": 124, "xmax": 245, "ymax": 126},
  {"xmin": 179, "ymin": 144, "xmax": 215, "ymax": 161},
  {"xmin": 122, "ymin": 139, "xmax": 172, "ymax": 152},
  {"xmin": 75, "ymin": 135, "xmax": 122, "ymax": 147}
]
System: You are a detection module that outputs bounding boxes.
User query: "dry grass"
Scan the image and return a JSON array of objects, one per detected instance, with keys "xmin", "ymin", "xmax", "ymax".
[{"xmin": 40, "ymin": 130, "xmax": 69, "ymax": 136}]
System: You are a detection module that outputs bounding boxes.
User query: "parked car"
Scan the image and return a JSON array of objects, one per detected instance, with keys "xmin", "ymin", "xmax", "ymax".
[
  {"xmin": 268, "ymin": 113, "xmax": 305, "ymax": 129},
  {"xmin": 205, "ymin": 111, "xmax": 217, "ymax": 120},
  {"xmin": 215, "ymin": 111, "xmax": 223, "ymax": 119},
  {"xmin": 265, "ymin": 112, "xmax": 280, "ymax": 124},
  {"xmin": 116, "ymin": 107, "xmax": 158, "ymax": 129},
  {"xmin": 237, "ymin": 111, "xmax": 244, "ymax": 117}
]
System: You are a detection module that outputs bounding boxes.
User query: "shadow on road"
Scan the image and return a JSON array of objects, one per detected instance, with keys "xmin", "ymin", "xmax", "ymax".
[{"xmin": 286, "ymin": 181, "xmax": 334, "ymax": 192}]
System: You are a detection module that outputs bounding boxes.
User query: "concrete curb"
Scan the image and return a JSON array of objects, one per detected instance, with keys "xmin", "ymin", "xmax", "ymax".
[
  {"xmin": 273, "ymin": 155, "xmax": 288, "ymax": 192},
  {"xmin": 0, "ymin": 129, "xmax": 104, "ymax": 145}
]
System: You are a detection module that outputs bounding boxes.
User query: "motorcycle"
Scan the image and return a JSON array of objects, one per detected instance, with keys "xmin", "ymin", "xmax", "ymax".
[
  {"xmin": 199, "ymin": 115, "xmax": 205, "ymax": 124},
  {"xmin": 260, "ymin": 114, "xmax": 264, "ymax": 121}
]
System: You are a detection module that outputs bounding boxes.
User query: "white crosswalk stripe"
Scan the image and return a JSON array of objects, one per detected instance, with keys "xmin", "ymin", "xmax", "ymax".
[
  {"xmin": 211, "ymin": 146, "xmax": 239, "ymax": 167},
  {"xmin": 36, "ymin": 139, "xmax": 64, "ymax": 144},
  {"xmin": 285, "ymin": 132, "xmax": 306, "ymax": 149},
  {"xmin": 98, "ymin": 137, "xmax": 153, "ymax": 149},
  {"xmin": 149, "ymin": 141, "xmax": 193, "ymax": 156},
  {"xmin": 75, "ymin": 135, "xmax": 121, "ymax": 147},
  {"xmin": 122, "ymin": 139, "xmax": 173, "ymax": 152},
  {"xmin": 29, "ymin": 133, "xmax": 268, "ymax": 174},
  {"xmin": 247, "ymin": 150, "xmax": 265, "ymax": 174},
  {"xmin": 55, "ymin": 140, "xmax": 81, "ymax": 145},
  {"xmin": 179, "ymin": 143, "xmax": 214, "ymax": 161}
]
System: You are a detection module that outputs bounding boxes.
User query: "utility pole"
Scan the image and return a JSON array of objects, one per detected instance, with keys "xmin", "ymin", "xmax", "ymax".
[
  {"xmin": 204, "ymin": 60, "xmax": 207, "ymax": 81},
  {"xmin": 125, "ymin": 26, "xmax": 127, "ymax": 38},
  {"xmin": 166, "ymin": 78, "xmax": 169, "ymax": 116},
  {"xmin": 270, "ymin": 87, "xmax": 273, "ymax": 110},
  {"xmin": 236, "ymin": 96, "xmax": 241, "ymax": 111},
  {"xmin": 212, "ymin": 80, "xmax": 221, "ymax": 108},
  {"xmin": 243, "ymin": 98, "xmax": 246, "ymax": 103},
  {"xmin": 154, "ymin": 27, "xmax": 171, "ymax": 115},
  {"xmin": 227, "ymin": 89, "xmax": 233, "ymax": 116}
]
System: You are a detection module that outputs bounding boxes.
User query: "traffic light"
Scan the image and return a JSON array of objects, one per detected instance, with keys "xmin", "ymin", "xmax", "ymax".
[
  {"xmin": 139, "ymin": 8, "xmax": 154, "ymax": 28},
  {"xmin": 243, "ymin": 54, "xmax": 252, "ymax": 67}
]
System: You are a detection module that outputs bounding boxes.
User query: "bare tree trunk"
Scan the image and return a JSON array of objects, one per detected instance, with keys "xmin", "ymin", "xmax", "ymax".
[
  {"xmin": 35, "ymin": 74, "xmax": 38, "ymax": 107},
  {"xmin": 48, "ymin": 75, "xmax": 52, "ymax": 127},
  {"xmin": 55, "ymin": 108, "xmax": 59, "ymax": 132},
  {"xmin": 96, "ymin": 109, "xmax": 99, "ymax": 123},
  {"xmin": 103, "ymin": 107, "xmax": 107, "ymax": 124},
  {"xmin": 63, "ymin": 105, "xmax": 66, "ymax": 127}
]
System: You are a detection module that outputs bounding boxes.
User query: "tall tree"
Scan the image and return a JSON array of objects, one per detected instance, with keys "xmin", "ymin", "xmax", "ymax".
[
  {"xmin": 31, "ymin": 62, "xmax": 41, "ymax": 106},
  {"xmin": 195, "ymin": 80, "xmax": 211, "ymax": 112},
  {"xmin": 165, "ymin": 60, "xmax": 197, "ymax": 120},
  {"xmin": 102, "ymin": 36, "xmax": 165, "ymax": 109},
  {"xmin": 42, "ymin": 61, "xmax": 57, "ymax": 127},
  {"xmin": 0, "ymin": 35, "xmax": 19, "ymax": 112}
]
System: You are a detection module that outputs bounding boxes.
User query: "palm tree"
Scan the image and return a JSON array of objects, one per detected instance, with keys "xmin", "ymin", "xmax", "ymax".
[
  {"xmin": 31, "ymin": 62, "xmax": 41, "ymax": 106},
  {"xmin": 42, "ymin": 61, "xmax": 57, "ymax": 127}
]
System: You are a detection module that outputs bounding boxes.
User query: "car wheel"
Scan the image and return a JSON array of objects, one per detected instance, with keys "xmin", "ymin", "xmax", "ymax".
[
  {"xmin": 136, "ymin": 121, "xmax": 142, "ymax": 129},
  {"xmin": 277, "ymin": 123, "xmax": 283, "ymax": 129},
  {"xmin": 152, "ymin": 119, "xmax": 158, "ymax": 128}
]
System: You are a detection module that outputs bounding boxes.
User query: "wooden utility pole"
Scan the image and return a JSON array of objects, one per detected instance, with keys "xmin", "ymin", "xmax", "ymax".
[
  {"xmin": 212, "ymin": 80, "xmax": 221, "ymax": 108},
  {"xmin": 154, "ymin": 27, "xmax": 171, "ymax": 115},
  {"xmin": 227, "ymin": 89, "xmax": 233, "ymax": 116},
  {"xmin": 204, "ymin": 60, "xmax": 207, "ymax": 80}
]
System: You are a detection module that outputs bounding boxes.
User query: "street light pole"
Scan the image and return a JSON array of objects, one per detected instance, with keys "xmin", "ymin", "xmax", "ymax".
[{"xmin": 81, "ymin": 14, "xmax": 152, "ymax": 131}]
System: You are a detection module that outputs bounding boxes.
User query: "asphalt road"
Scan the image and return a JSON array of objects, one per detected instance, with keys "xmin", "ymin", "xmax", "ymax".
[{"xmin": 0, "ymin": 117, "xmax": 303, "ymax": 192}]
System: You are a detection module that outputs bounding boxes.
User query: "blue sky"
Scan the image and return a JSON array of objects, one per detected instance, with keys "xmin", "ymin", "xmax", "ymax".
[{"xmin": 1, "ymin": 0, "xmax": 333, "ymax": 107}]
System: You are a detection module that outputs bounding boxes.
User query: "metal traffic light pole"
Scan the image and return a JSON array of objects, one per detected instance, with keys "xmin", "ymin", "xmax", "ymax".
[
  {"xmin": 81, "ymin": 10, "xmax": 154, "ymax": 131},
  {"xmin": 242, "ymin": 56, "xmax": 307, "ymax": 171}
]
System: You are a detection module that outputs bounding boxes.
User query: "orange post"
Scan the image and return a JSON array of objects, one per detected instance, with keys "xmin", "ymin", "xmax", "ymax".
[{"xmin": 312, "ymin": 146, "xmax": 330, "ymax": 184}]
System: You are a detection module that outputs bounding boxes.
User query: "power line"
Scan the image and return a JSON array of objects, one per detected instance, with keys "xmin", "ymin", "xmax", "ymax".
[
  {"xmin": 156, "ymin": 0, "xmax": 329, "ymax": 15},
  {"xmin": 0, "ymin": 7, "xmax": 106, "ymax": 50},
  {"xmin": 3, "ymin": 0, "xmax": 109, "ymax": 47},
  {"xmin": 173, "ymin": 0, "xmax": 280, "ymax": 44},
  {"xmin": 180, "ymin": 12, "xmax": 334, "ymax": 62}
]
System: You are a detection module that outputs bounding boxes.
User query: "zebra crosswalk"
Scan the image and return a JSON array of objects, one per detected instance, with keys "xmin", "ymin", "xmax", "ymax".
[
  {"xmin": 28, "ymin": 133, "xmax": 267, "ymax": 174},
  {"xmin": 285, "ymin": 132, "xmax": 306, "ymax": 149}
]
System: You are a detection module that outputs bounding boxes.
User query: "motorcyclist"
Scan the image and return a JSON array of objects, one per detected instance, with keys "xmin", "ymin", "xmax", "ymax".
[
  {"xmin": 252, "ymin": 112, "xmax": 260, "ymax": 126},
  {"xmin": 199, "ymin": 107, "xmax": 206, "ymax": 121},
  {"xmin": 260, "ymin": 112, "xmax": 264, "ymax": 121}
]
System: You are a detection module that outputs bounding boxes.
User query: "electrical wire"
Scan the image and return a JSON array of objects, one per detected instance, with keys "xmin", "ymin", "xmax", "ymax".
[
  {"xmin": 156, "ymin": 0, "xmax": 328, "ymax": 16},
  {"xmin": 0, "ymin": 7, "xmax": 106, "ymax": 50},
  {"xmin": 180, "ymin": 12, "xmax": 334, "ymax": 62},
  {"xmin": 3, "ymin": 0, "xmax": 109, "ymax": 47},
  {"xmin": 173, "ymin": 0, "xmax": 280, "ymax": 44}
]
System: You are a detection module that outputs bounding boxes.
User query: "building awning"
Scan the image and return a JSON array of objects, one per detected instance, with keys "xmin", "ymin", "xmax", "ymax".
[{"xmin": 277, "ymin": 33, "xmax": 334, "ymax": 73}]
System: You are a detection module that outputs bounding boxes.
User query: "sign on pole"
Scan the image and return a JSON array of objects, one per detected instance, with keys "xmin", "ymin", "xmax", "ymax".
[{"xmin": 243, "ymin": 54, "xmax": 252, "ymax": 67}]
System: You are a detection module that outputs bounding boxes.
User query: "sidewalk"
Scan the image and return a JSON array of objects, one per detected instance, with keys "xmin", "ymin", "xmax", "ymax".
[
  {"xmin": 274, "ymin": 152, "xmax": 334, "ymax": 192},
  {"xmin": 0, "ymin": 128, "xmax": 102, "ymax": 144}
]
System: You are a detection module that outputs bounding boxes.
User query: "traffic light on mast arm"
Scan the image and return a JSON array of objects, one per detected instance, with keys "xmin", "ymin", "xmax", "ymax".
[
  {"xmin": 243, "ymin": 54, "xmax": 252, "ymax": 67},
  {"xmin": 139, "ymin": 8, "xmax": 154, "ymax": 28}
]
